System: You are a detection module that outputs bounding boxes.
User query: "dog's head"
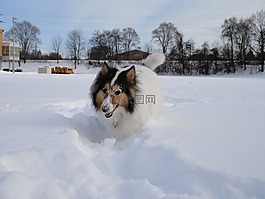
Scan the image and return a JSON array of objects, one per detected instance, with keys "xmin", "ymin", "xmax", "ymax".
[{"xmin": 90, "ymin": 62, "xmax": 138, "ymax": 118}]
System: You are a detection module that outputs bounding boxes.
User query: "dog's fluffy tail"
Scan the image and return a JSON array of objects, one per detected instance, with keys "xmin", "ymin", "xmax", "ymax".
[{"xmin": 144, "ymin": 53, "xmax": 165, "ymax": 71}]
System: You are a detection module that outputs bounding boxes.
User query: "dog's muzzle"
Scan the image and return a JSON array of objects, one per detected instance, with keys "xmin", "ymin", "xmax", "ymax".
[{"xmin": 102, "ymin": 104, "xmax": 119, "ymax": 118}]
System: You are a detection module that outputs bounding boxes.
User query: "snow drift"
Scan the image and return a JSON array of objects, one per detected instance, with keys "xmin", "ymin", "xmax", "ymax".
[{"xmin": 0, "ymin": 62, "xmax": 265, "ymax": 199}]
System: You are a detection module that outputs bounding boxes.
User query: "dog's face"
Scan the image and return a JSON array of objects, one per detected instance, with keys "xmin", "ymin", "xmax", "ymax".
[{"xmin": 90, "ymin": 63, "xmax": 138, "ymax": 119}]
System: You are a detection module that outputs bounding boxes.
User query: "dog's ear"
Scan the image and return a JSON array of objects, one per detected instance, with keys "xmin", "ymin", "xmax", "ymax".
[
  {"xmin": 100, "ymin": 62, "xmax": 110, "ymax": 76},
  {"xmin": 125, "ymin": 66, "xmax": 136, "ymax": 82}
]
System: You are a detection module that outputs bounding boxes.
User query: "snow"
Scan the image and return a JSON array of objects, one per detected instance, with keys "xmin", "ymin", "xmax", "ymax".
[{"xmin": 0, "ymin": 61, "xmax": 265, "ymax": 199}]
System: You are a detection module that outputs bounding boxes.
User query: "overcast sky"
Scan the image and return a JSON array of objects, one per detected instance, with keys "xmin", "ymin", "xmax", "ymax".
[{"xmin": 1, "ymin": 0, "xmax": 265, "ymax": 53}]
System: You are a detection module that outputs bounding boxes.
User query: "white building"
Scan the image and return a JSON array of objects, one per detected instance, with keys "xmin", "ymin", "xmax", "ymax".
[
  {"xmin": 2, "ymin": 41, "xmax": 20, "ymax": 61},
  {"xmin": 0, "ymin": 29, "xmax": 3, "ymax": 70}
]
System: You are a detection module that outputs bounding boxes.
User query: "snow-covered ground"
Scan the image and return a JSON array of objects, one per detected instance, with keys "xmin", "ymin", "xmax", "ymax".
[{"xmin": 0, "ymin": 61, "xmax": 265, "ymax": 199}]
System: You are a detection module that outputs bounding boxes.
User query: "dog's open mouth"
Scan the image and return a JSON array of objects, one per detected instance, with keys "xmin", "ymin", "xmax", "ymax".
[{"xmin": 105, "ymin": 104, "xmax": 119, "ymax": 118}]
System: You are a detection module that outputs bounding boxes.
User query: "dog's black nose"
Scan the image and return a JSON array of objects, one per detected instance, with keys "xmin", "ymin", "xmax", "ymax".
[{"xmin": 101, "ymin": 106, "xmax": 109, "ymax": 113}]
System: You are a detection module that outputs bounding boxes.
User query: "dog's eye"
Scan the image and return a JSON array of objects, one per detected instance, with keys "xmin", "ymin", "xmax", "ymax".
[
  {"xmin": 102, "ymin": 88, "xmax": 108, "ymax": 93},
  {"xmin": 114, "ymin": 90, "xmax": 121, "ymax": 95}
]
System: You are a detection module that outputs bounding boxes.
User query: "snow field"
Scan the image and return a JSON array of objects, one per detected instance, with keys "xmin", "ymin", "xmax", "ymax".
[{"xmin": 0, "ymin": 64, "xmax": 265, "ymax": 198}]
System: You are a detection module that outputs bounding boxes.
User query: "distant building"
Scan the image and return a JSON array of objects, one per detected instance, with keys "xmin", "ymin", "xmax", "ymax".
[
  {"xmin": 2, "ymin": 41, "xmax": 20, "ymax": 62},
  {"xmin": 114, "ymin": 49, "xmax": 150, "ymax": 61},
  {"xmin": 0, "ymin": 29, "xmax": 3, "ymax": 69}
]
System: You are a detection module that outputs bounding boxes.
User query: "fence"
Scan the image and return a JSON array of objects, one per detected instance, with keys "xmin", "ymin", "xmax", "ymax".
[{"xmin": 155, "ymin": 60, "xmax": 263, "ymax": 75}]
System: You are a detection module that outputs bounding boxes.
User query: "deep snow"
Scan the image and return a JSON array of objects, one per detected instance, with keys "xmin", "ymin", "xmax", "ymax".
[{"xmin": 0, "ymin": 61, "xmax": 265, "ymax": 199}]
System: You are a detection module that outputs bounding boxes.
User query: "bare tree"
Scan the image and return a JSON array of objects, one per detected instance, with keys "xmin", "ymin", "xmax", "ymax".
[
  {"xmin": 234, "ymin": 17, "xmax": 253, "ymax": 70},
  {"xmin": 89, "ymin": 29, "xmax": 119, "ymax": 60},
  {"xmin": 121, "ymin": 27, "xmax": 140, "ymax": 53},
  {"xmin": 4, "ymin": 20, "xmax": 41, "ymax": 63},
  {"xmin": 111, "ymin": 28, "xmax": 122, "ymax": 55},
  {"xmin": 143, "ymin": 41, "xmax": 154, "ymax": 53},
  {"xmin": 152, "ymin": 22, "xmax": 180, "ymax": 54},
  {"xmin": 201, "ymin": 41, "xmax": 210, "ymax": 55},
  {"xmin": 66, "ymin": 30, "xmax": 86, "ymax": 68},
  {"xmin": 221, "ymin": 17, "xmax": 238, "ymax": 73},
  {"xmin": 201, "ymin": 41, "xmax": 211, "ymax": 75},
  {"xmin": 168, "ymin": 33, "xmax": 191, "ymax": 74},
  {"xmin": 211, "ymin": 41, "xmax": 222, "ymax": 73},
  {"xmin": 90, "ymin": 27, "xmax": 139, "ymax": 60},
  {"xmin": 51, "ymin": 35, "xmax": 63, "ymax": 63},
  {"xmin": 185, "ymin": 39, "xmax": 195, "ymax": 57},
  {"xmin": 104, "ymin": 29, "xmax": 122, "ymax": 58},
  {"xmin": 252, "ymin": 9, "xmax": 265, "ymax": 72}
]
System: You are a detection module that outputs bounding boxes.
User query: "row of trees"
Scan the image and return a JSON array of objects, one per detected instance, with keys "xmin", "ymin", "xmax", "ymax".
[
  {"xmin": 89, "ymin": 27, "xmax": 140, "ymax": 60},
  {"xmin": 4, "ymin": 9, "xmax": 265, "ymax": 73},
  {"xmin": 221, "ymin": 11, "xmax": 265, "ymax": 73},
  {"xmin": 153, "ymin": 10, "xmax": 265, "ymax": 73}
]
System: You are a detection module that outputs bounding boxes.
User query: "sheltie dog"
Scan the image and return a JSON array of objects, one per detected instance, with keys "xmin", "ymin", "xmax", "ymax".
[{"xmin": 90, "ymin": 53, "xmax": 165, "ymax": 139}]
